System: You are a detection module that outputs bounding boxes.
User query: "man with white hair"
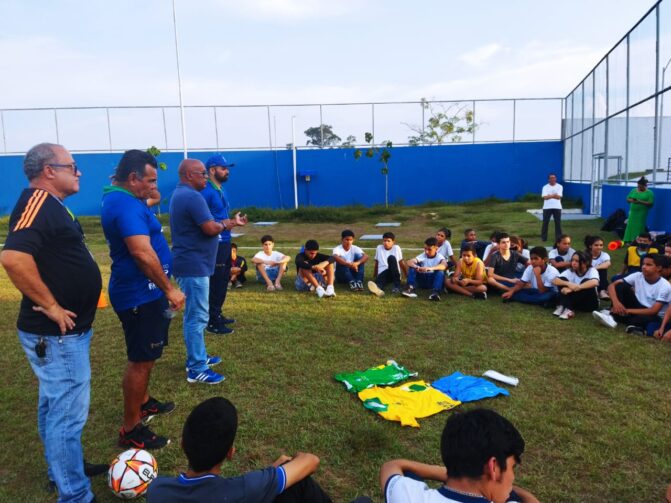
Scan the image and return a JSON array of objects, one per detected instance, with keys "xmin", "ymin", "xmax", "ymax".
[{"xmin": 1, "ymin": 143, "xmax": 103, "ymax": 503}]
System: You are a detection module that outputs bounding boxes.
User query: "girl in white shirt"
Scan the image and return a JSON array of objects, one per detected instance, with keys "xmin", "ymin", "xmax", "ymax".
[
  {"xmin": 585, "ymin": 234, "xmax": 611, "ymax": 299},
  {"xmin": 552, "ymin": 250, "xmax": 599, "ymax": 320}
]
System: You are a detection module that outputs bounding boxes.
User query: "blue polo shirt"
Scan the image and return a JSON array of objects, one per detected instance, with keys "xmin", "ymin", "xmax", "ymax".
[
  {"xmin": 169, "ymin": 183, "xmax": 218, "ymax": 277},
  {"xmin": 101, "ymin": 186, "xmax": 172, "ymax": 311},
  {"xmin": 200, "ymin": 179, "xmax": 231, "ymax": 243}
]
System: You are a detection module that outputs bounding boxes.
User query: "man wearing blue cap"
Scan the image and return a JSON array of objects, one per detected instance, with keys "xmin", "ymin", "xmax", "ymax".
[{"xmin": 201, "ymin": 154, "xmax": 248, "ymax": 334}]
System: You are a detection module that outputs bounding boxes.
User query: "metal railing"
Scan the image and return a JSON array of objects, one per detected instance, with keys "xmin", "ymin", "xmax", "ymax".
[
  {"xmin": 0, "ymin": 97, "xmax": 562, "ymax": 156},
  {"xmin": 563, "ymin": 0, "xmax": 671, "ymax": 190}
]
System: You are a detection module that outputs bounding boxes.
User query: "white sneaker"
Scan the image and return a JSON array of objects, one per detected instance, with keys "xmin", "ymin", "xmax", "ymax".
[
  {"xmin": 552, "ymin": 305, "xmax": 565, "ymax": 317},
  {"xmin": 367, "ymin": 281, "xmax": 385, "ymax": 297},
  {"xmin": 325, "ymin": 285, "xmax": 336, "ymax": 297},
  {"xmin": 559, "ymin": 309, "xmax": 575, "ymax": 320},
  {"xmin": 592, "ymin": 310, "xmax": 617, "ymax": 328},
  {"xmin": 315, "ymin": 286, "xmax": 325, "ymax": 298}
]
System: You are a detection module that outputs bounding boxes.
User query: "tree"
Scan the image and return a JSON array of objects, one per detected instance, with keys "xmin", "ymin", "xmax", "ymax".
[
  {"xmin": 146, "ymin": 146, "xmax": 167, "ymax": 170},
  {"xmin": 354, "ymin": 132, "xmax": 393, "ymax": 208},
  {"xmin": 405, "ymin": 98, "xmax": 478, "ymax": 146},
  {"xmin": 304, "ymin": 124, "xmax": 341, "ymax": 147}
]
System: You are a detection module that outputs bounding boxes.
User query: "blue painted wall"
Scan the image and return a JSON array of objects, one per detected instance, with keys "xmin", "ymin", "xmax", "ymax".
[
  {"xmin": 563, "ymin": 182, "xmax": 592, "ymax": 214},
  {"xmin": 0, "ymin": 141, "xmax": 562, "ymax": 216}
]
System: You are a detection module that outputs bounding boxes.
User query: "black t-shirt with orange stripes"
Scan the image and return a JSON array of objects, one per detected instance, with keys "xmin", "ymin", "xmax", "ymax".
[{"xmin": 4, "ymin": 188, "xmax": 102, "ymax": 335}]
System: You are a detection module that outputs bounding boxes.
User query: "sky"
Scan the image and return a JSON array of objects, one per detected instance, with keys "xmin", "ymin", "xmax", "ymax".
[
  {"xmin": 0, "ymin": 0, "xmax": 661, "ymax": 151},
  {"xmin": 0, "ymin": 0, "xmax": 659, "ymax": 108}
]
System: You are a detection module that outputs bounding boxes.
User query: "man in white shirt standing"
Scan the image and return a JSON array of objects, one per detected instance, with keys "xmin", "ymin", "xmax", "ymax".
[{"xmin": 540, "ymin": 173, "xmax": 563, "ymax": 242}]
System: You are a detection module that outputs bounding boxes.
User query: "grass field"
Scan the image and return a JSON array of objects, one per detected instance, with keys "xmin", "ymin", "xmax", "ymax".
[{"xmin": 1, "ymin": 200, "xmax": 670, "ymax": 502}]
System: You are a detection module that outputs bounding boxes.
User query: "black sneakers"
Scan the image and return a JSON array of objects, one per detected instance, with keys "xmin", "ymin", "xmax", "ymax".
[
  {"xmin": 140, "ymin": 396, "xmax": 175, "ymax": 424},
  {"xmin": 119, "ymin": 424, "xmax": 170, "ymax": 450},
  {"xmin": 84, "ymin": 461, "xmax": 109, "ymax": 477}
]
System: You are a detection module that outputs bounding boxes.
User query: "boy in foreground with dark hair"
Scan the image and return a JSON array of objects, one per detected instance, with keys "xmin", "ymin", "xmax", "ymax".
[
  {"xmin": 332, "ymin": 229, "xmax": 369, "ymax": 291},
  {"xmin": 147, "ymin": 397, "xmax": 372, "ymax": 502},
  {"xmin": 380, "ymin": 408, "xmax": 538, "ymax": 503}
]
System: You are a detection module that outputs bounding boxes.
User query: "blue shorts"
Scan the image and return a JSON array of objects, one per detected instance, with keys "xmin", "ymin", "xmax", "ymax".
[
  {"xmin": 295, "ymin": 271, "xmax": 325, "ymax": 291},
  {"xmin": 257, "ymin": 266, "xmax": 280, "ymax": 282}
]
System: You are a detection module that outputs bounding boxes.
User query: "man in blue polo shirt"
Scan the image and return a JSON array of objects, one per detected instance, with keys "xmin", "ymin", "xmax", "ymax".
[
  {"xmin": 200, "ymin": 154, "xmax": 247, "ymax": 335},
  {"xmin": 170, "ymin": 159, "xmax": 245, "ymax": 384},
  {"xmin": 101, "ymin": 149, "xmax": 186, "ymax": 450}
]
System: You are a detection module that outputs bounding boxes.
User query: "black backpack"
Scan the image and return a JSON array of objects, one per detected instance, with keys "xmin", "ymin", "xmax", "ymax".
[{"xmin": 601, "ymin": 208, "xmax": 627, "ymax": 238}]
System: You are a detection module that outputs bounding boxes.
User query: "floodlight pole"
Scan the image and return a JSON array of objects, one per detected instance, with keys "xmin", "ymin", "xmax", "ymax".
[
  {"xmin": 172, "ymin": 0, "xmax": 188, "ymax": 159},
  {"xmin": 292, "ymin": 116, "xmax": 298, "ymax": 209}
]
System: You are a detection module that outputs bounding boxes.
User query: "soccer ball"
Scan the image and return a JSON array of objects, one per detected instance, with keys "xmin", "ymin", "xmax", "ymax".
[{"xmin": 108, "ymin": 448, "xmax": 158, "ymax": 499}]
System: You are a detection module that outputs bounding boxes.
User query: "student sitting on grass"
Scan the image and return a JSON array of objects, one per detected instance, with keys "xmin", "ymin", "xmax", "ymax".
[
  {"xmin": 551, "ymin": 251, "xmax": 599, "ymax": 320},
  {"xmin": 368, "ymin": 232, "xmax": 406, "ymax": 297},
  {"xmin": 584, "ymin": 235, "xmax": 610, "ymax": 299},
  {"xmin": 482, "ymin": 230, "xmax": 505, "ymax": 263},
  {"xmin": 486, "ymin": 233, "xmax": 528, "ymax": 294},
  {"xmin": 435, "ymin": 227, "xmax": 456, "ymax": 268},
  {"xmin": 548, "ymin": 234, "xmax": 575, "ymax": 272},
  {"xmin": 509, "ymin": 235, "xmax": 530, "ymax": 277},
  {"xmin": 593, "ymin": 254, "xmax": 671, "ymax": 336},
  {"xmin": 229, "ymin": 243, "xmax": 248, "ymax": 288},
  {"xmin": 653, "ymin": 280, "xmax": 671, "ymax": 342},
  {"xmin": 403, "ymin": 237, "xmax": 447, "ymax": 301},
  {"xmin": 295, "ymin": 240, "xmax": 336, "ymax": 298},
  {"xmin": 445, "ymin": 243, "xmax": 488, "ymax": 300},
  {"xmin": 332, "ymin": 229, "xmax": 369, "ymax": 291},
  {"xmin": 461, "ymin": 228, "xmax": 489, "ymax": 259},
  {"xmin": 612, "ymin": 232, "xmax": 659, "ymax": 282},
  {"xmin": 253, "ymin": 235, "xmax": 291, "ymax": 291},
  {"xmin": 147, "ymin": 397, "xmax": 371, "ymax": 503},
  {"xmin": 380, "ymin": 408, "xmax": 539, "ymax": 503},
  {"xmin": 501, "ymin": 246, "xmax": 559, "ymax": 306}
]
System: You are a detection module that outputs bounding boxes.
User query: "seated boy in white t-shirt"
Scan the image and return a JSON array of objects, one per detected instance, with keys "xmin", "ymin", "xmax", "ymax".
[
  {"xmin": 380, "ymin": 408, "xmax": 539, "ymax": 503},
  {"xmin": 368, "ymin": 232, "xmax": 406, "ymax": 297},
  {"xmin": 593, "ymin": 254, "xmax": 671, "ymax": 335},
  {"xmin": 333, "ymin": 229, "xmax": 369, "ymax": 291},
  {"xmin": 501, "ymin": 246, "xmax": 559, "ymax": 307},
  {"xmin": 252, "ymin": 235, "xmax": 291, "ymax": 291},
  {"xmin": 403, "ymin": 237, "xmax": 447, "ymax": 301}
]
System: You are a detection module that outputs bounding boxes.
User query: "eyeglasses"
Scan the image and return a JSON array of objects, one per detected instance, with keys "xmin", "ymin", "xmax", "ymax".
[
  {"xmin": 191, "ymin": 170, "xmax": 208, "ymax": 177},
  {"xmin": 48, "ymin": 163, "xmax": 79, "ymax": 175}
]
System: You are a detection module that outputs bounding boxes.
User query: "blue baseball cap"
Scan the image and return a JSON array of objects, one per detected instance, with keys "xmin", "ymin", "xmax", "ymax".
[{"xmin": 205, "ymin": 154, "xmax": 235, "ymax": 169}]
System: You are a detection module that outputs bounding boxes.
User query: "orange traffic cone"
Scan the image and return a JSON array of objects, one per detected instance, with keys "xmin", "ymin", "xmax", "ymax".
[
  {"xmin": 607, "ymin": 240, "xmax": 624, "ymax": 251},
  {"xmin": 97, "ymin": 290, "xmax": 109, "ymax": 309}
]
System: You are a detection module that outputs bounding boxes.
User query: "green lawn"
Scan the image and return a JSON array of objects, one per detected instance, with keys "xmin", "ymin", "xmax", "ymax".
[{"xmin": 1, "ymin": 201, "xmax": 670, "ymax": 502}]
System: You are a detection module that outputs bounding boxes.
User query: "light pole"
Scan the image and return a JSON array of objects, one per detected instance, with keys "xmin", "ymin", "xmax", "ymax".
[{"xmin": 172, "ymin": 0, "xmax": 188, "ymax": 159}]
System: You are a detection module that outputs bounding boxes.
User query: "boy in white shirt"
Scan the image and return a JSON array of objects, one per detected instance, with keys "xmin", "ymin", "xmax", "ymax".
[
  {"xmin": 368, "ymin": 232, "xmax": 406, "ymax": 297},
  {"xmin": 593, "ymin": 254, "xmax": 671, "ymax": 335},
  {"xmin": 252, "ymin": 235, "xmax": 291, "ymax": 291},
  {"xmin": 380, "ymin": 408, "xmax": 539, "ymax": 503},
  {"xmin": 540, "ymin": 173, "xmax": 563, "ymax": 242},
  {"xmin": 332, "ymin": 229, "xmax": 369, "ymax": 291},
  {"xmin": 502, "ymin": 246, "xmax": 559, "ymax": 306},
  {"xmin": 403, "ymin": 237, "xmax": 447, "ymax": 301}
]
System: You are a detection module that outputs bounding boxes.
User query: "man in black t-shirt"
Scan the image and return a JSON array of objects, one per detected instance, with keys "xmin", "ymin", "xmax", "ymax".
[
  {"xmin": 1, "ymin": 143, "xmax": 103, "ymax": 503},
  {"xmin": 294, "ymin": 240, "xmax": 336, "ymax": 298},
  {"xmin": 485, "ymin": 234, "xmax": 527, "ymax": 294}
]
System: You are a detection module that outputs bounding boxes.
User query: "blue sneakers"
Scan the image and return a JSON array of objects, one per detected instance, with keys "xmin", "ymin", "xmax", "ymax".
[
  {"xmin": 206, "ymin": 355, "xmax": 222, "ymax": 366},
  {"xmin": 186, "ymin": 368, "xmax": 225, "ymax": 384}
]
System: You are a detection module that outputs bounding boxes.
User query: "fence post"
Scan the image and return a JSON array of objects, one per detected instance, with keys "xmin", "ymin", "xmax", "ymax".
[
  {"xmin": 106, "ymin": 108, "xmax": 113, "ymax": 152},
  {"xmin": 472, "ymin": 101, "xmax": 476, "ymax": 143},
  {"xmin": 1, "ymin": 111, "xmax": 6, "ymax": 153},
  {"xmin": 162, "ymin": 107, "xmax": 168, "ymax": 151},
  {"xmin": 319, "ymin": 104, "xmax": 324, "ymax": 148},
  {"xmin": 512, "ymin": 99, "xmax": 516, "ymax": 143},
  {"xmin": 371, "ymin": 103, "xmax": 375, "ymax": 140},
  {"xmin": 213, "ymin": 106, "xmax": 219, "ymax": 150},
  {"xmin": 54, "ymin": 109, "xmax": 60, "ymax": 144}
]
